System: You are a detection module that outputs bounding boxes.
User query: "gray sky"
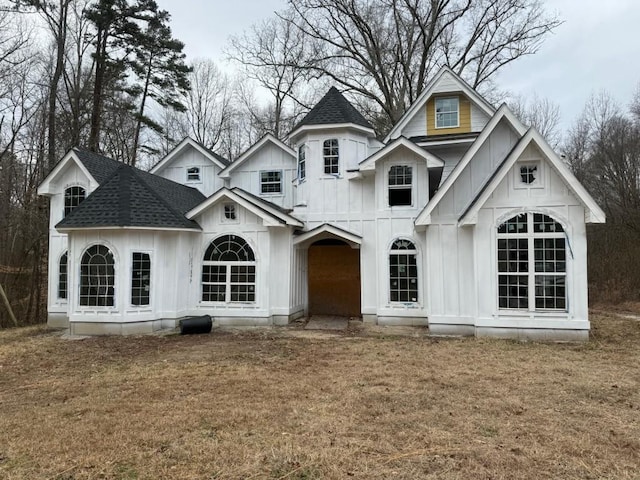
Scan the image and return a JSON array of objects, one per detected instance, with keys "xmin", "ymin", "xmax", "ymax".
[{"xmin": 157, "ymin": 0, "xmax": 640, "ymax": 132}]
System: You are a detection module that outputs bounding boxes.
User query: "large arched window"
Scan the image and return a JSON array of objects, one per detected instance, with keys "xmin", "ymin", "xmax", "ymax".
[
  {"xmin": 389, "ymin": 239, "xmax": 418, "ymax": 303},
  {"xmin": 58, "ymin": 251, "xmax": 68, "ymax": 300},
  {"xmin": 497, "ymin": 213, "xmax": 567, "ymax": 311},
  {"xmin": 64, "ymin": 186, "xmax": 86, "ymax": 216},
  {"xmin": 79, "ymin": 245, "xmax": 115, "ymax": 307},
  {"xmin": 202, "ymin": 235, "xmax": 256, "ymax": 303}
]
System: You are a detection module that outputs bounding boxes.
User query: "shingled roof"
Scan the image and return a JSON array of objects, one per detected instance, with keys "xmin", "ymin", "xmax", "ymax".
[
  {"xmin": 72, "ymin": 147, "xmax": 122, "ymax": 184},
  {"xmin": 56, "ymin": 163, "xmax": 205, "ymax": 231},
  {"xmin": 291, "ymin": 87, "xmax": 373, "ymax": 133}
]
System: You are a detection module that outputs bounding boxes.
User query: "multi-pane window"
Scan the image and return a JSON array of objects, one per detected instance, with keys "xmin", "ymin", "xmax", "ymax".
[
  {"xmin": 186, "ymin": 167, "xmax": 200, "ymax": 182},
  {"xmin": 260, "ymin": 171, "xmax": 282, "ymax": 194},
  {"xmin": 298, "ymin": 145, "xmax": 306, "ymax": 181},
  {"xmin": 520, "ymin": 163, "xmax": 539, "ymax": 185},
  {"xmin": 202, "ymin": 235, "xmax": 256, "ymax": 303},
  {"xmin": 323, "ymin": 139, "xmax": 339, "ymax": 175},
  {"xmin": 79, "ymin": 245, "xmax": 115, "ymax": 307},
  {"xmin": 388, "ymin": 165, "xmax": 412, "ymax": 206},
  {"xmin": 435, "ymin": 97, "xmax": 459, "ymax": 128},
  {"xmin": 389, "ymin": 239, "xmax": 418, "ymax": 303},
  {"xmin": 58, "ymin": 252, "xmax": 68, "ymax": 300},
  {"xmin": 497, "ymin": 213, "xmax": 567, "ymax": 311},
  {"xmin": 64, "ymin": 186, "xmax": 86, "ymax": 216},
  {"xmin": 131, "ymin": 252, "xmax": 151, "ymax": 306},
  {"xmin": 223, "ymin": 203, "xmax": 236, "ymax": 220}
]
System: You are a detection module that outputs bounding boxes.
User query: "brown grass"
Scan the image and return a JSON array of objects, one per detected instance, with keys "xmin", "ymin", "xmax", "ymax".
[{"xmin": 1, "ymin": 311, "xmax": 639, "ymax": 479}]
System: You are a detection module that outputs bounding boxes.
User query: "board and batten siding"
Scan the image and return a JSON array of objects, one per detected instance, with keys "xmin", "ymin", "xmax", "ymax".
[
  {"xmin": 156, "ymin": 146, "xmax": 225, "ymax": 196},
  {"xmin": 426, "ymin": 95, "xmax": 472, "ymax": 136}
]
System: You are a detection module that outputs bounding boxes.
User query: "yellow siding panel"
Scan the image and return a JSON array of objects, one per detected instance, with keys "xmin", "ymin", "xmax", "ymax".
[{"xmin": 426, "ymin": 95, "xmax": 471, "ymax": 136}]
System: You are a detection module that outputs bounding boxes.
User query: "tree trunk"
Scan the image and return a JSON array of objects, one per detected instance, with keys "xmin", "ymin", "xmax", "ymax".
[
  {"xmin": 131, "ymin": 54, "xmax": 153, "ymax": 167},
  {"xmin": 89, "ymin": 27, "xmax": 107, "ymax": 152}
]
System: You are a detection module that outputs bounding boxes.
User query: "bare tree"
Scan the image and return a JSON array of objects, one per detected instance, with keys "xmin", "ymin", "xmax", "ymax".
[
  {"xmin": 258, "ymin": 0, "xmax": 562, "ymax": 132},
  {"xmin": 227, "ymin": 13, "xmax": 316, "ymax": 138},
  {"xmin": 508, "ymin": 93, "xmax": 561, "ymax": 147}
]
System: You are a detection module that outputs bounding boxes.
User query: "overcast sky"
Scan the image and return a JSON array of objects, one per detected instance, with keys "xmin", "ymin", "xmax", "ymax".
[{"xmin": 156, "ymin": 0, "xmax": 640, "ymax": 133}]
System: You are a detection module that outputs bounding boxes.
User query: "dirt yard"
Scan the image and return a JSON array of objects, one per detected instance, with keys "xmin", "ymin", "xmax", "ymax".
[{"xmin": 1, "ymin": 308, "xmax": 639, "ymax": 479}]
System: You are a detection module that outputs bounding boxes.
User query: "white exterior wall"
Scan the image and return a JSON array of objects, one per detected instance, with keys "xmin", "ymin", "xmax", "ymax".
[
  {"xmin": 227, "ymin": 143, "xmax": 297, "ymax": 209},
  {"xmin": 156, "ymin": 146, "xmax": 224, "ymax": 196}
]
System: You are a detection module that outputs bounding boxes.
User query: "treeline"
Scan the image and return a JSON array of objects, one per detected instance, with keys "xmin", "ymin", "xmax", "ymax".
[{"xmin": 0, "ymin": 0, "xmax": 636, "ymax": 326}]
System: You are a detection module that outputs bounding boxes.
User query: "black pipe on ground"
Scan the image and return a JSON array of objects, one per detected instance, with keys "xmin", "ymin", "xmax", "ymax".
[{"xmin": 179, "ymin": 315, "xmax": 212, "ymax": 334}]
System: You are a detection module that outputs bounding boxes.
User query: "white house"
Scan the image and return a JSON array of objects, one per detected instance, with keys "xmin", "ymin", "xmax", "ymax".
[{"xmin": 38, "ymin": 68, "xmax": 605, "ymax": 340}]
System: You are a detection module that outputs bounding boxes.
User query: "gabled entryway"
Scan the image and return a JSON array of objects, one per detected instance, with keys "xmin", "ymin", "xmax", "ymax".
[{"xmin": 293, "ymin": 224, "xmax": 362, "ymax": 318}]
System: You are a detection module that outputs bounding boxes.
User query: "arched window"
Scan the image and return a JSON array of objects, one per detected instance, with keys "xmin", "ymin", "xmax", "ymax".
[
  {"xmin": 79, "ymin": 245, "xmax": 115, "ymax": 307},
  {"xmin": 58, "ymin": 252, "xmax": 68, "ymax": 300},
  {"xmin": 323, "ymin": 139, "xmax": 339, "ymax": 175},
  {"xmin": 202, "ymin": 235, "xmax": 256, "ymax": 303},
  {"xmin": 389, "ymin": 239, "xmax": 418, "ymax": 303},
  {"xmin": 64, "ymin": 186, "xmax": 86, "ymax": 216},
  {"xmin": 497, "ymin": 213, "xmax": 567, "ymax": 311}
]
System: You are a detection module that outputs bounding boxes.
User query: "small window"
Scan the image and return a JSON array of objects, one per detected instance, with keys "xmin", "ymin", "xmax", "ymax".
[
  {"xmin": 223, "ymin": 203, "xmax": 236, "ymax": 220},
  {"xmin": 388, "ymin": 165, "xmax": 412, "ymax": 206},
  {"xmin": 186, "ymin": 167, "xmax": 200, "ymax": 182},
  {"xmin": 435, "ymin": 97, "xmax": 459, "ymax": 128},
  {"xmin": 58, "ymin": 252, "xmax": 68, "ymax": 300},
  {"xmin": 390, "ymin": 239, "xmax": 418, "ymax": 303},
  {"xmin": 131, "ymin": 252, "xmax": 151, "ymax": 306},
  {"xmin": 323, "ymin": 139, "xmax": 339, "ymax": 175},
  {"xmin": 260, "ymin": 171, "xmax": 282, "ymax": 194},
  {"xmin": 519, "ymin": 163, "xmax": 539, "ymax": 185},
  {"xmin": 64, "ymin": 186, "xmax": 86, "ymax": 216},
  {"xmin": 298, "ymin": 145, "xmax": 306, "ymax": 181}
]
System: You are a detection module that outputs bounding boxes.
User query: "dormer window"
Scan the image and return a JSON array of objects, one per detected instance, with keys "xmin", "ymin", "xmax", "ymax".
[
  {"xmin": 64, "ymin": 186, "xmax": 86, "ymax": 216},
  {"xmin": 260, "ymin": 170, "xmax": 282, "ymax": 194},
  {"xmin": 435, "ymin": 97, "xmax": 459, "ymax": 128},
  {"xmin": 186, "ymin": 167, "xmax": 200, "ymax": 182},
  {"xmin": 388, "ymin": 165, "xmax": 412, "ymax": 206},
  {"xmin": 298, "ymin": 145, "xmax": 306, "ymax": 181},
  {"xmin": 323, "ymin": 139, "xmax": 339, "ymax": 175}
]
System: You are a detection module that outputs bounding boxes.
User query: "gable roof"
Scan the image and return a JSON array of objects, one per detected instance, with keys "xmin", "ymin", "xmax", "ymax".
[
  {"xmin": 219, "ymin": 133, "xmax": 295, "ymax": 179},
  {"xmin": 38, "ymin": 148, "xmax": 122, "ymax": 195},
  {"xmin": 415, "ymin": 104, "xmax": 527, "ymax": 225},
  {"xmin": 150, "ymin": 137, "xmax": 229, "ymax": 174},
  {"xmin": 292, "ymin": 223, "xmax": 362, "ymax": 248},
  {"xmin": 457, "ymin": 128, "xmax": 606, "ymax": 225},
  {"xmin": 358, "ymin": 136, "xmax": 445, "ymax": 172},
  {"xmin": 56, "ymin": 163, "xmax": 205, "ymax": 231},
  {"xmin": 384, "ymin": 66, "xmax": 495, "ymax": 143},
  {"xmin": 288, "ymin": 87, "xmax": 374, "ymax": 138},
  {"xmin": 186, "ymin": 187, "xmax": 304, "ymax": 228}
]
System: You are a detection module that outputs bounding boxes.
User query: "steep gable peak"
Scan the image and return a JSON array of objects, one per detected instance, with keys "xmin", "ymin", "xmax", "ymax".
[
  {"xmin": 150, "ymin": 137, "xmax": 229, "ymax": 174},
  {"xmin": 288, "ymin": 87, "xmax": 375, "ymax": 140}
]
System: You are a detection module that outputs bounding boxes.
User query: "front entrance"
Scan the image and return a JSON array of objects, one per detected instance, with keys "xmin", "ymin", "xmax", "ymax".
[{"xmin": 308, "ymin": 239, "xmax": 361, "ymax": 317}]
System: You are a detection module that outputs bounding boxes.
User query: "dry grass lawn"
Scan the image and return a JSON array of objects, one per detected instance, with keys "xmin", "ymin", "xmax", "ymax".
[{"xmin": 1, "ymin": 309, "xmax": 639, "ymax": 479}]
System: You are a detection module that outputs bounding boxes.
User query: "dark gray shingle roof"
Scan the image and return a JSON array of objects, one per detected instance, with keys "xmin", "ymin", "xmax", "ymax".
[
  {"xmin": 56, "ymin": 163, "xmax": 205, "ymax": 230},
  {"xmin": 291, "ymin": 87, "xmax": 373, "ymax": 133},
  {"xmin": 73, "ymin": 147, "xmax": 122, "ymax": 183}
]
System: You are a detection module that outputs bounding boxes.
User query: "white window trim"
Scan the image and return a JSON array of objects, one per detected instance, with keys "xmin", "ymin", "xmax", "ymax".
[
  {"xmin": 57, "ymin": 250, "xmax": 69, "ymax": 304},
  {"xmin": 495, "ymin": 212, "xmax": 570, "ymax": 314},
  {"xmin": 387, "ymin": 238, "xmax": 422, "ymax": 307},
  {"xmin": 186, "ymin": 166, "xmax": 201, "ymax": 183},
  {"xmin": 221, "ymin": 203, "xmax": 239, "ymax": 224},
  {"xmin": 514, "ymin": 160, "xmax": 544, "ymax": 189},
  {"xmin": 129, "ymin": 250, "xmax": 152, "ymax": 308},
  {"xmin": 259, "ymin": 169, "xmax": 284, "ymax": 196},
  {"xmin": 435, "ymin": 96, "xmax": 460, "ymax": 129},
  {"xmin": 77, "ymin": 243, "xmax": 118, "ymax": 312},
  {"xmin": 323, "ymin": 138, "xmax": 340, "ymax": 177},
  {"xmin": 387, "ymin": 162, "xmax": 415, "ymax": 208},
  {"xmin": 297, "ymin": 144, "xmax": 306, "ymax": 183}
]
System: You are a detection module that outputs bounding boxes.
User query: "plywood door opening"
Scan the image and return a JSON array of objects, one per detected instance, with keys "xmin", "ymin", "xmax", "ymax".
[{"xmin": 308, "ymin": 240, "xmax": 361, "ymax": 317}]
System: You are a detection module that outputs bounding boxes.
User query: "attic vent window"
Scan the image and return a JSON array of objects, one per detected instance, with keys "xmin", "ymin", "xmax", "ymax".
[
  {"xmin": 187, "ymin": 167, "xmax": 200, "ymax": 182},
  {"xmin": 435, "ymin": 97, "xmax": 459, "ymax": 128},
  {"xmin": 323, "ymin": 139, "xmax": 339, "ymax": 175},
  {"xmin": 388, "ymin": 165, "xmax": 412, "ymax": 206},
  {"xmin": 223, "ymin": 203, "xmax": 236, "ymax": 221},
  {"xmin": 520, "ymin": 163, "xmax": 538, "ymax": 185}
]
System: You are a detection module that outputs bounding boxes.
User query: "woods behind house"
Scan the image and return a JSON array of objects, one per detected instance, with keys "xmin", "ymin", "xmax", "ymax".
[{"xmin": 0, "ymin": 0, "xmax": 637, "ymax": 327}]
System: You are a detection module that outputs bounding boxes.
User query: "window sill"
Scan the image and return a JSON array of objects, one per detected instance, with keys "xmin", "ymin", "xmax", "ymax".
[{"xmin": 260, "ymin": 192, "xmax": 284, "ymax": 197}]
